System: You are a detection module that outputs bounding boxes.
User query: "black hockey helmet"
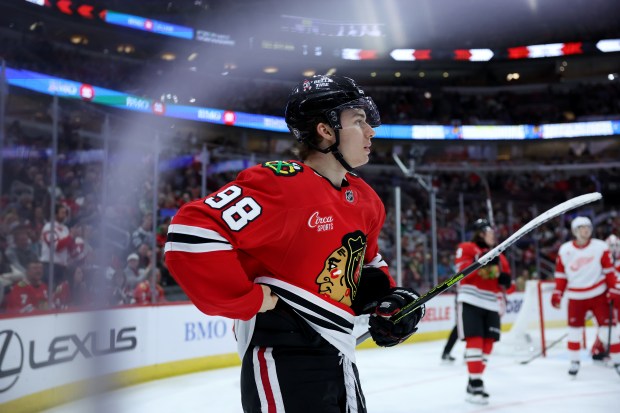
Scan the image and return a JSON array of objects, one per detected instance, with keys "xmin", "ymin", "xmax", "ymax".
[
  {"xmin": 471, "ymin": 218, "xmax": 492, "ymax": 233},
  {"xmin": 284, "ymin": 75, "xmax": 380, "ymax": 145}
]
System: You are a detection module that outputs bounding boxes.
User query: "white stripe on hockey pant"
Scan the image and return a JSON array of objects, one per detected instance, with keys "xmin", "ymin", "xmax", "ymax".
[
  {"xmin": 253, "ymin": 347, "xmax": 285, "ymax": 413},
  {"xmin": 341, "ymin": 354, "xmax": 359, "ymax": 413},
  {"xmin": 599, "ymin": 325, "xmax": 620, "ymax": 364},
  {"xmin": 456, "ymin": 302, "xmax": 464, "ymax": 340},
  {"xmin": 167, "ymin": 224, "xmax": 229, "ymax": 242},
  {"xmin": 464, "ymin": 348, "xmax": 483, "ymax": 361},
  {"xmin": 568, "ymin": 326, "xmax": 582, "ymax": 362},
  {"xmin": 164, "ymin": 241, "xmax": 232, "ymax": 253}
]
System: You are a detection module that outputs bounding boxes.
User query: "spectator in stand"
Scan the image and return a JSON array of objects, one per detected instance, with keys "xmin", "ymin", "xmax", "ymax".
[
  {"xmin": 52, "ymin": 265, "xmax": 92, "ymax": 309},
  {"xmin": 133, "ymin": 268, "xmax": 165, "ymax": 305},
  {"xmin": 136, "ymin": 243, "xmax": 155, "ymax": 270},
  {"xmin": 551, "ymin": 217, "xmax": 620, "ymax": 377},
  {"xmin": 5, "ymin": 225, "xmax": 39, "ymax": 274},
  {"xmin": 8, "ymin": 191, "xmax": 35, "ymax": 224},
  {"xmin": 123, "ymin": 253, "xmax": 149, "ymax": 289},
  {"xmin": 4, "ymin": 260, "xmax": 48, "ymax": 313},
  {"xmin": 107, "ymin": 269, "xmax": 133, "ymax": 306},
  {"xmin": 39, "ymin": 204, "xmax": 75, "ymax": 288},
  {"xmin": 67, "ymin": 223, "xmax": 92, "ymax": 269},
  {"xmin": 131, "ymin": 212, "xmax": 155, "ymax": 250},
  {"xmin": 156, "ymin": 217, "xmax": 170, "ymax": 252},
  {"xmin": 0, "ymin": 247, "xmax": 25, "ymax": 308}
]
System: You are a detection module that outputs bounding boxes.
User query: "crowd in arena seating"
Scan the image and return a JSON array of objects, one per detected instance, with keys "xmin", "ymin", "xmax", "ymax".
[
  {"xmin": 2, "ymin": 113, "xmax": 619, "ymax": 316},
  {"xmin": 2, "ymin": 29, "xmax": 620, "ymax": 315}
]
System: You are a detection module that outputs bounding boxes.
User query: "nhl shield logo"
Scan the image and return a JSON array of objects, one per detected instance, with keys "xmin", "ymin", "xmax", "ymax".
[{"xmin": 345, "ymin": 189, "xmax": 355, "ymax": 203}]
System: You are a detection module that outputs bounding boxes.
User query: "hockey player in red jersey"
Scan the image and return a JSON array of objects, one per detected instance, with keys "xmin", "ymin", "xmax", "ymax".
[
  {"xmin": 165, "ymin": 75, "xmax": 425, "ymax": 413},
  {"xmin": 589, "ymin": 233, "xmax": 620, "ymax": 363},
  {"xmin": 551, "ymin": 216, "xmax": 620, "ymax": 377},
  {"xmin": 455, "ymin": 218, "xmax": 512, "ymax": 404}
]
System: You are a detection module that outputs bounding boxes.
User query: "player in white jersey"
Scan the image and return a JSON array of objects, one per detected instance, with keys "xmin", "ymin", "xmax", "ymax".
[
  {"xmin": 551, "ymin": 216, "xmax": 620, "ymax": 376},
  {"xmin": 590, "ymin": 234, "xmax": 620, "ymax": 362}
]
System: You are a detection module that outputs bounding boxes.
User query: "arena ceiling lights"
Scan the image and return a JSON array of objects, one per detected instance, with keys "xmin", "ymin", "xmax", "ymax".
[
  {"xmin": 389, "ymin": 42, "xmax": 588, "ymax": 62},
  {"xmin": 27, "ymin": 1, "xmax": 620, "ymax": 63},
  {"xmin": 596, "ymin": 39, "xmax": 620, "ymax": 53},
  {"xmin": 507, "ymin": 42, "xmax": 582, "ymax": 59},
  {"xmin": 390, "ymin": 49, "xmax": 494, "ymax": 62}
]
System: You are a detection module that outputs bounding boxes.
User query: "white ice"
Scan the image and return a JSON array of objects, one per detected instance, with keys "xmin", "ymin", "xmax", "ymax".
[{"xmin": 45, "ymin": 327, "xmax": 619, "ymax": 413}]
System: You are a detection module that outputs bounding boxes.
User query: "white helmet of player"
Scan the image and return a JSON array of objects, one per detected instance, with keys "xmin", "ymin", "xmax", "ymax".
[
  {"xmin": 606, "ymin": 234, "xmax": 620, "ymax": 257},
  {"xmin": 571, "ymin": 216, "xmax": 592, "ymax": 237}
]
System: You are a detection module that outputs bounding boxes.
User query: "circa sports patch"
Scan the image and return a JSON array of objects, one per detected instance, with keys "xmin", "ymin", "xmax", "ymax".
[{"xmin": 261, "ymin": 160, "xmax": 303, "ymax": 176}]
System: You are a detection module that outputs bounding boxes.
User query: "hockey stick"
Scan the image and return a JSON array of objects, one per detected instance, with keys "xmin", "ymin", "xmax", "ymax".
[
  {"xmin": 477, "ymin": 172, "xmax": 495, "ymax": 228},
  {"xmin": 607, "ymin": 298, "xmax": 614, "ymax": 356},
  {"xmin": 519, "ymin": 333, "xmax": 569, "ymax": 365},
  {"xmin": 477, "ymin": 172, "xmax": 510, "ymax": 305},
  {"xmin": 357, "ymin": 192, "xmax": 603, "ymax": 346}
]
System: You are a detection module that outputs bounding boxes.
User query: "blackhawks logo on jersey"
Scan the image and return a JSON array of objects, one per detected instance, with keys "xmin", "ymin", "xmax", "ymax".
[
  {"xmin": 262, "ymin": 160, "xmax": 303, "ymax": 176},
  {"xmin": 315, "ymin": 230, "xmax": 367, "ymax": 307}
]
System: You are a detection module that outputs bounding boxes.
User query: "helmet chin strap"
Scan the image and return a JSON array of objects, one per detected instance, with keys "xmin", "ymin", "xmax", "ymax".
[
  {"xmin": 329, "ymin": 129, "xmax": 355, "ymax": 172},
  {"xmin": 306, "ymin": 129, "xmax": 355, "ymax": 172}
]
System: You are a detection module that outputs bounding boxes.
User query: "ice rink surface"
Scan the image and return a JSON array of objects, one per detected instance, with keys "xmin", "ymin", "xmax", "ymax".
[{"xmin": 45, "ymin": 327, "xmax": 619, "ymax": 413}]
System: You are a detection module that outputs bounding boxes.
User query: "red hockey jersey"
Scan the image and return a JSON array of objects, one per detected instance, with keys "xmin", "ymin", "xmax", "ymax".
[
  {"xmin": 165, "ymin": 160, "xmax": 394, "ymax": 321},
  {"xmin": 5, "ymin": 280, "xmax": 49, "ymax": 313},
  {"xmin": 455, "ymin": 241, "xmax": 511, "ymax": 312}
]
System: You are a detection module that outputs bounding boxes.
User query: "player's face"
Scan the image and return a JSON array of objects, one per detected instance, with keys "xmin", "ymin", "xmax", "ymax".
[
  {"xmin": 338, "ymin": 108, "xmax": 375, "ymax": 168},
  {"xmin": 482, "ymin": 228, "xmax": 496, "ymax": 247},
  {"xmin": 316, "ymin": 247, "xmax": 352, "ymax": 306},
  {"xmin": 575, "ymin": 225, "xmax": 592, "ymax": 242}
]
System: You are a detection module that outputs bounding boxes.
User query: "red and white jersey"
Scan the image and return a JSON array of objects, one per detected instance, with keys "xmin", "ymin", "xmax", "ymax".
[
  {"xmin": 610, "ymin": 254, "xmax": 620, "ymax": 295},
  {"xmin": 554, "ymin": 239, "xmax": 615, "ymax": 300},
  {"xmin": 455, "ymin": 241, "xmax": 511, "ymax": 312},
  {"xmin": 165, "ymin": 160, "xmax": 394, "ymax": 321},
  {"xmin": 40, "ymin": 221, "xmax": 72, "ymax": 266}
]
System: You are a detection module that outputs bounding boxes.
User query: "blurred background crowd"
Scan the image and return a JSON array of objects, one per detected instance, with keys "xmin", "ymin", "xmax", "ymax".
[{"xmin": 1, "ymin": 0, "xmax": 619, "ymax": 314}]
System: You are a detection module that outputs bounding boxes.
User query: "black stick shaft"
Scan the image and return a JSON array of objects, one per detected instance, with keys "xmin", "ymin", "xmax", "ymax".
[{"xmin": 356, "ymin": 261, "xmax": 482, "ymax": 344}]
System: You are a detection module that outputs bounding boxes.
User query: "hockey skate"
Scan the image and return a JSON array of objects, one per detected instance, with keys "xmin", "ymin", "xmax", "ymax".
[
  {"xmin": 614, "ymin": 364, "xmax": 620, "ymax": 377},
  {"xmin": 466, "ymin": 378, "xmax": 489, "ymax": 405},
  {"xmin": 568, "ymin": 361, "xmax": 580, "ymax": 377},
  {"xmin": 441, "ymin": 353, "xmax": 456, "ymax": 364}
]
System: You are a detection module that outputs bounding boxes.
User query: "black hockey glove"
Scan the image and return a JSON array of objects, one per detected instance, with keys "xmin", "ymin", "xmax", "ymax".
[
  {"xmin": 350, "ymin": 266, "xmax": 392, "ymax": 315},
  {"xmin": 369, "ymin": 288, "xmax": 425, "ymax": 347},
  {"xmin": 498, "ymin": 272, "xmax": 512, "ymax": 289}
]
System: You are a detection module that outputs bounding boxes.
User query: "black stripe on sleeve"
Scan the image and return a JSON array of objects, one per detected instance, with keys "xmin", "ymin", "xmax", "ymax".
[{"xmin": 167, "ymin": 232, "xmax": 229, "ymax": 244}]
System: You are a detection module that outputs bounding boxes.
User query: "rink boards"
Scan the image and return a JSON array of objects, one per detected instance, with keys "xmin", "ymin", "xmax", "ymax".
[{"xmin": 0, "ymin": 290, "xmax": 564, "ymax": 412}]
